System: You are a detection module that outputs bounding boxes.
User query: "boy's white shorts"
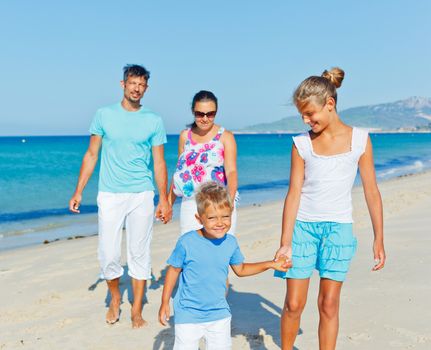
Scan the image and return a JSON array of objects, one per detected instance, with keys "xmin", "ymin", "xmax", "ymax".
[
  {"xmin": 174, "ymin": 317, "xmax": 232, "ymax": 350},
  {"xmin": 180, "ymin": 196, "xmax": 237, "ymax": 235},
  {"xmin": 97, "ymin": 191, "xmax": 154, "ymax": 280}
]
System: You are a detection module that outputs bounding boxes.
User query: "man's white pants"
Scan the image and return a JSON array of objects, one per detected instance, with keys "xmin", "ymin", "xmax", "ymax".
[
  {"xmin": 97, "ymin": 191, "xmax": 154, "ymax": 280},
  {"xmin": 174, "ymin": 317, "xmax": 232, "ymax": 350}
]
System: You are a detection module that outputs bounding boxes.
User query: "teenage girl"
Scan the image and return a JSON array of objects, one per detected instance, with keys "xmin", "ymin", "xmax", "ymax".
[
  {"xmin": 169, "ymin": 90, "xmax": 238, "ymax": 235},
  {"xmin": 274, "ymin": 67, "xmax": 386, "ymax": 349}
]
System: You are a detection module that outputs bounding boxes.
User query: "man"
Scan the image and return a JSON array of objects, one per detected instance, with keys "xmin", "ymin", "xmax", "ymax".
[{"xmin": 69, "ymin": 64, "xmax": 172, "ymax": 328}]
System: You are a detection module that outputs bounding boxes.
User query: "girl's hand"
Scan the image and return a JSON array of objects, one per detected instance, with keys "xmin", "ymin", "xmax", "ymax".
[
  {"xmin": 274, "ymin": 245, "xmax": 292, "ymax": 263},
  {"xmin": 272, "ymin": 255, "xmax": 293, "ymax": 272},
  {"xmin": 372, "ymin": 240, "xmax": 386, "ymax": 271}
]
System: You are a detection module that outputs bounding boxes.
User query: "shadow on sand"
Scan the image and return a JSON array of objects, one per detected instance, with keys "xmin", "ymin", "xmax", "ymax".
[
  {"xmin": 152, "ymin": 278, "xmax": 302, "ymax": 350},
  {"xmin": 228, "ymin": 284, "xmax": 301, "ymax": 350},
  {"xmin": 87, "ymin": 265, "xmax": 148, "ymax": 309}
]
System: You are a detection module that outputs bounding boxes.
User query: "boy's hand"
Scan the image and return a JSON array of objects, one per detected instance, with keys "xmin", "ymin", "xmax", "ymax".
[
  {"xmin": 272, "ymin": 255, "xmax": 292, "ymax": 272},
  {"xmin": 158, "ymin": 303, "xmax": 170, "ymax": 326}
]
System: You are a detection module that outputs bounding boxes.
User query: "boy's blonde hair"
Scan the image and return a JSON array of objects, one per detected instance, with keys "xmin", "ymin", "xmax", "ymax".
[
  {"xmin": 293, "ymin": 67, "xmax": 345, "ymax": 110},
  {"xmin": 195, "ymin": 182, "xmax": 233, "ymax": 216}
]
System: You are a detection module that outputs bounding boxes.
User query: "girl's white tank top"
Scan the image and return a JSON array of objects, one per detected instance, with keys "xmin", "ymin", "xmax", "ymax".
[{"xmin": 293, "ymin": 127, "xmax": 369, "ymax": 223}]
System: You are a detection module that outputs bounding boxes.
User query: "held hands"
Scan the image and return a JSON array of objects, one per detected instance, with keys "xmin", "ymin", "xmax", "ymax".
[
  {"xmin": 69, "ymin": 193, "xmax": 82, "ymax": 213},
  {"xmin": 272, "ymin": 255, "xmax": 292, "ymax": 272},
  {"xmin": 155, "ymin": 200, "xmax": 172, "ymax": 224},
  {"xmin": 372, "ymin": 240, "xmax": 386, "ymax": 271},
  {"xmin": 272, "ymin": 245, "xmax": 292, "ymax": 272},
  {"xmin": 274, "ymin": 245, "xmax": 292, "ymax": 263},
  {"xmin": 158, "ymin": 303, "xmax": 170, "ymax": 326}
]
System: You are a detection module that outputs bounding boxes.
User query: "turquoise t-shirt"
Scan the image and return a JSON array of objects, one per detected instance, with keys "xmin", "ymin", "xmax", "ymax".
[
  {"xmin": 89, "ymin": 103, "xmax": 167, "ymax": 193},
  {"xmin": 167, "ymin": 231, "xmax": 244, "ymax": 324}
]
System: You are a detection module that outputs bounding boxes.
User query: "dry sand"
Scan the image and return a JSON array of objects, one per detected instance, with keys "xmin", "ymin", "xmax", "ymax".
[{"xmin": 1, "ymin": 171, "xmax": 430, "ymax": 349}]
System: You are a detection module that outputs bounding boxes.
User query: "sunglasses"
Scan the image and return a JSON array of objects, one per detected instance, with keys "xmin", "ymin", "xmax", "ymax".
[{"xmin": 193, "ymin": 110, "xmax": 217, "ymax": 119}]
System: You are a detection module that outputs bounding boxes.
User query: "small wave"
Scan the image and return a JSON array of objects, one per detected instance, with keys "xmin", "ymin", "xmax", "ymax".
[
  {"xmin": 375, "ymin": 155, "xmax": 421, "ymax": 170},
  {"xmin": 0, "ymin": 194, "xmax": 163, "ymax": 223},
  {"xmin": 0, "ymin": 205, "xmax": 98, "ymax": 223},
  {"xmin": 378, "ymin": 160, "xmax": 425, "ymax": 178},
  {"xmin": 238, "ymin": 179, "xmax": 289, "ymax": 192},
  {"xmin": 1, "ymin": 224, "xmax": 68, "ymax": 237}
]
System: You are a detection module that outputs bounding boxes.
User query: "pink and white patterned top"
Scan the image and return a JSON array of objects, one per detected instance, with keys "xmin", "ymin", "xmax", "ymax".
[{"xmin": 173, "ymin": 127, "xmax": 227, "ymax": 198}]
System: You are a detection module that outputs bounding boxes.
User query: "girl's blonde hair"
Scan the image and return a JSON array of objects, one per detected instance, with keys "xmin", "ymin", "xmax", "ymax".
[
  {"xmin": 195, "ymin": 182, "xmax": 233, "ymax": 216},
  {"xmin": 293, "ymin": 67, "xmax": 345, "ymax": 110}
]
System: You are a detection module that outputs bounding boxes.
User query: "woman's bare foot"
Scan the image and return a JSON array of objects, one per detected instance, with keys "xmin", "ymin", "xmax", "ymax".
[
  {"xmin": 131, "ymin": 310, "xmax": 148, "ymax": 328},
  {"xmin": 106, "ymin": 298, "xmax": 120, "ymax": 324}
]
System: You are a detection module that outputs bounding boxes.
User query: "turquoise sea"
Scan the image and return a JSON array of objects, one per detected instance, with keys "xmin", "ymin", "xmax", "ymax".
[{"xmin": 1, "ymin": 133, "xmax": 431, "ymax": 251}]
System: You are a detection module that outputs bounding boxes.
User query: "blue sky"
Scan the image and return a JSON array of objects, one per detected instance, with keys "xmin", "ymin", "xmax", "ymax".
[{"xmin": 0, "ymin": 0, "xmax": 430, "ymax": 135}]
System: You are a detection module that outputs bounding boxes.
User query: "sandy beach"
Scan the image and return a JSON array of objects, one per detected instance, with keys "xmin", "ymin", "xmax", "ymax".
[{"xmin": 1, "ymin": 171, "xmax": 431, "ymax": 349}]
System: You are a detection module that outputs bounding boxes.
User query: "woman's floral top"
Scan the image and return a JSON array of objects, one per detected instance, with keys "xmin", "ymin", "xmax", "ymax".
[{"xmin": 173, "ymin": 127, "xmax": 227, "ymax": 198}]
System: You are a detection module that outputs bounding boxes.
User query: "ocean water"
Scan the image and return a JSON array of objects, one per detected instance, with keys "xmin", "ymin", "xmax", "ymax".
[{"xmin": 1, "ymin": 133, "xmax": 431, "ymax": 250}]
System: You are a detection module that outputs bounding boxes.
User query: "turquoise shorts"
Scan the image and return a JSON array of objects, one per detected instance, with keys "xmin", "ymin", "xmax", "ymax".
[{"xmin": 274, "ymin": 220, "xmax": 357, "ymax": 282}]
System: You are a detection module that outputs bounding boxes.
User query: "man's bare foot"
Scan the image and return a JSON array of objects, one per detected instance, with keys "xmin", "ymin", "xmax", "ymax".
[
  {"xmin": 106, "ymin": 299, "xmax": 120, "ymax": 324},
  {"xmin": 131, "ymin": 312, "xmax": 148, "ymax": 328}
]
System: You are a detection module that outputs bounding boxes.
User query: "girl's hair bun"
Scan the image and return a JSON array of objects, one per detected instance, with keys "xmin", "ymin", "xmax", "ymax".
[{"xmin": 321, "ymin": 67, "xmax": 345, "ymax": 88}]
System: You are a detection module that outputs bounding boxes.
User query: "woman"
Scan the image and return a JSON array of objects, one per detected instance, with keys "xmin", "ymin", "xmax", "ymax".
[{"xmin": 169, "ymin": 90, "xmax": 238, "ymax": 234}]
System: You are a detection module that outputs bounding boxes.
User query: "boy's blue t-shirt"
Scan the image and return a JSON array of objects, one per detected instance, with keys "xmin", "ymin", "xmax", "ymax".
[
  {"xmin": 89, "ymin": 103, "xmax": 167, "ymax": 193},
  {"xmin": 167, "ymin": 231, "xmax": 244, "ymax": 324}
]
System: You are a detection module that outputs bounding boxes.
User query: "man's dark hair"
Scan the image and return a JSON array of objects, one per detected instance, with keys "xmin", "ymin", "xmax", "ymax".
[{"xmin": 123, "ymin": 64, "xmax": 150, "ymax": 82}]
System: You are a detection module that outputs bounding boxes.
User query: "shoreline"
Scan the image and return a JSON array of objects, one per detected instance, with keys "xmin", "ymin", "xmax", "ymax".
[{"xmin": 2, "ymin": 169, "xmax": 430, "ymax": 253}]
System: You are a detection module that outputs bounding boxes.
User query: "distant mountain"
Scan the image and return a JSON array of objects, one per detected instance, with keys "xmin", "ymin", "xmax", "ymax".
[{"xmin": 240, "ymin": 97, "xmax": 431, "ymax": 133}]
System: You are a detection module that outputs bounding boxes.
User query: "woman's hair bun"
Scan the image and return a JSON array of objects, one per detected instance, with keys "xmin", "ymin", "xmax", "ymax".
[{"xmin": 321, "ymin": 67, "xmax": 345, "ymax": 88}]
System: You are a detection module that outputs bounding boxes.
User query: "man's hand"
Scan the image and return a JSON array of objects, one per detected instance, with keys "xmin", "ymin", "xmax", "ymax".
[
  {"xmin": 158, "ymin": 303, "xmax": 170, "ymax": 326},
  {"xmin": 155, "ymin": 200, "xmax": 172, "ymax": 224},
  {"xmin": 69, "ymin": 193, "xmax": 82, "ymax": 213}
]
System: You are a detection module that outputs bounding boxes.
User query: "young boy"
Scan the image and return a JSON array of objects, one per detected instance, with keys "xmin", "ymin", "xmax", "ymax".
[{"xmin": 158, "ymin": 182, "xmax": 291, "ymax": 349}]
